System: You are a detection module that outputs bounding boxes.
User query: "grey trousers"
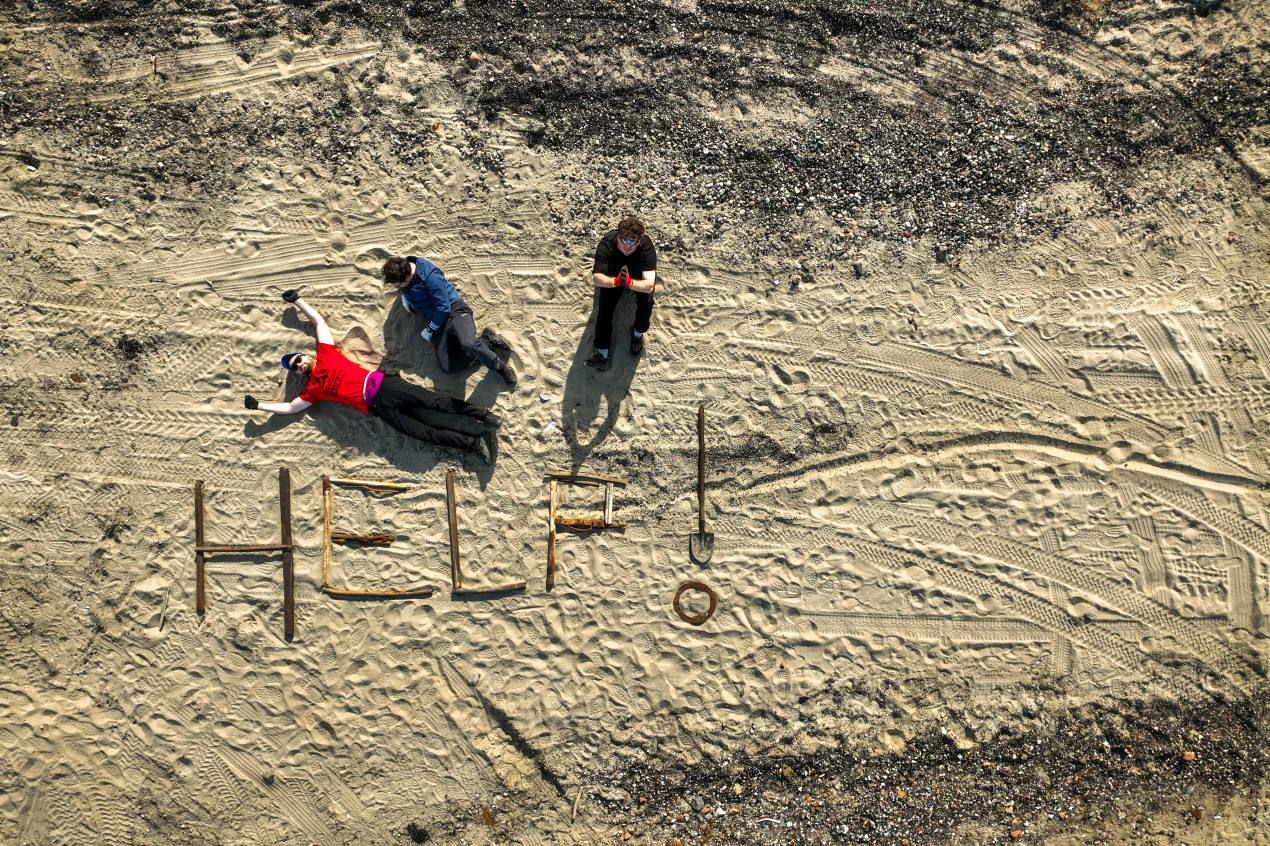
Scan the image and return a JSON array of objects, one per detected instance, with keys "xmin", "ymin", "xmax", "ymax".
[{"xmin": 434, "ymin": 301, "xmax": 501, "ymax": 374}]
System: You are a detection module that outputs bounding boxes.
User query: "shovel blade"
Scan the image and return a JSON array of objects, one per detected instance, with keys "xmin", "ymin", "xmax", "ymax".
[{"xmin": 689, "ymin": 531, "xmax": 715, "ymax": 564}]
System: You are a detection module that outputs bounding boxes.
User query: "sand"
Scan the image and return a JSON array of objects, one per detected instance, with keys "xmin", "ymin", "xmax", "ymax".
[{"xmin": 1, "ymin": 0, "xmax": 1269, "ymax": 843}]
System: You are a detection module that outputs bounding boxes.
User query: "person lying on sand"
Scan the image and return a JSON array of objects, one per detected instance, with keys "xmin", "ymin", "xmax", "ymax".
[
  {"xmin": 244, "ymin": 290, "xmax": 500, "ymax": 464},
  {"xmin": 381, "ymin": 255, "xmax": 518, "ymax": 388},
  {"xmin": 585, "ymin": 216, "xmax": 658, "ymax": 372}
]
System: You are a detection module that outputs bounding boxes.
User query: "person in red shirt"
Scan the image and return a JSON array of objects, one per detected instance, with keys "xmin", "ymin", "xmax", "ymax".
[{"xmin": 244, "ymin": 290, "xmax": 499, "ymax": 463}]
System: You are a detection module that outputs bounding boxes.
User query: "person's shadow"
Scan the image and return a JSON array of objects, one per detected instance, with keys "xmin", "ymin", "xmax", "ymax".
[
  {"xmin": 559, "ymin": 289, "xmax": 641, "ymax": 471},
  {"xmin": 243, "ymin": 307, "xmax": 495, "ymax": 485}
]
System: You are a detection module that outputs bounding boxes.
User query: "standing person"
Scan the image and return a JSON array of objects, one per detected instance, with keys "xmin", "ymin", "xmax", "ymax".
[
  {"xmin": 586, "ymin": 216, "xmax": 657, "ymax": 371},
  {"xmin": 381, "ymin": 255, "xmax": 518, "ymax": 388},
  {"xmin": 244, "ymin": 290, "xmax": 500, "ymax": 463}
]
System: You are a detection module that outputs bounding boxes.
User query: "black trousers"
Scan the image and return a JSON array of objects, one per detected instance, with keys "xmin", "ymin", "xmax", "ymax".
[
  {"xmin": 594, "ymin": 286, "xmax": 654, "ymax": 351},
  {"xmin": 435, "ymin": 301, "xmax": 502, "ymax": 374},
  {"xmin": 370, "ymin": 374, "xmax": 484, "ymax": 451}
]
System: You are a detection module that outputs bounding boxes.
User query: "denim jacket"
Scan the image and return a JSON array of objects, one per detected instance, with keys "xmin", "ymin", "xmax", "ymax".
[{"xmin": 401, "ymin": 256, "xmax": 460, "ymax": 332}]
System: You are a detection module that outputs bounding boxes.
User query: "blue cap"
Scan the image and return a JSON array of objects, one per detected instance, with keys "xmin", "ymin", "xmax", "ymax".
[{"xmin": 281, "ymin": 352, "xmax": 301, "ymax": 371}]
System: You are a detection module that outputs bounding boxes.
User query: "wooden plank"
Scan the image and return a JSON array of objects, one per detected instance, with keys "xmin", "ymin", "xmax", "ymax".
[
  {"xmin": 330, "ymin": 532, "xmax": 394, "ymax": 545},
  {"xmin": 330, "ymin": 477, "xmax": 411, "ymax": 491},
  {"xmin": 453, "ymin": 583, "xmax": 527, "ymax": 595},
  {"xmin": 280, "ymin": 467, "xmax": 294, "ymax": 641},
  {"xmin": 194, "ymin": 480, "xmax": 206, "ymax": 614},
  {"xmin": 547, "ymin": 477, "xmax": 558, "ymax": 590},
  {"xmin": 322, "ymin": 477, "xmax": 332, "ymax": 589},
  {"xmin": 322, "ymin": 586, "xmax": 435, "ymax": 599},
  {"xmin": 544, "ymin": 467, "xmax": 627, "ymax": 485},
  {"xmin": 447, "ymin": 470, "xmax": 461, "ymax": 591},
  {"xmin": 195, "ymin": 544, "xmax": 290, "ymax": 553}
]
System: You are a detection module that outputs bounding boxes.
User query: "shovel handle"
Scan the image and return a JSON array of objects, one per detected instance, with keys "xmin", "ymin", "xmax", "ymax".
[{"xmin": 697, "ymin": 403, "xmax": 706, "ymax": 531}]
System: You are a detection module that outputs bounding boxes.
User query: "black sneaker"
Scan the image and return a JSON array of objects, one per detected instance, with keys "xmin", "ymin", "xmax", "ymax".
[
  {"xmin": 630, "ymin": 333, "xmax": 645, "ymax": 357},
  {"xmin": 471, "ymin": 432, "xmax": 492, "ymax": 464},
  {"xmin": 480, "ymin": 410, "xmax": 503, "ymax": 428},
  {"xmin": 481, "ymin": 327, "xmax": 511, "ymax": 352},
  {"xmin": 585, "ymin": 350, "xmax": 611, "ymax": 371},
  {"xmin": 497, "ymin": 360, "xmax": 518, "ymax": 388}
]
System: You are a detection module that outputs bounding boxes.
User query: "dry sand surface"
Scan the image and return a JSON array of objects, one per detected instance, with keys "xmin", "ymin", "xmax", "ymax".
[{"xmin": 3, "ymin": 0, "xmax": 1270, "ymax": 843}]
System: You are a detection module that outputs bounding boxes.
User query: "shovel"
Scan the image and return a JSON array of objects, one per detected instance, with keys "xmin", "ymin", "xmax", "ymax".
[{"xmin": 689, "ymin": 402, "xmax": 714, "ymax": 564}]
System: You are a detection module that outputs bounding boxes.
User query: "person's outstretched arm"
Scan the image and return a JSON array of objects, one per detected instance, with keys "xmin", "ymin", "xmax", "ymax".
[
  {"xmin": 245, "ymin": 396, "xmax": 313, "ymax": 415},
  {"xmin": 629, "ymin": 270, "xmax": 656, "ymax": 294},
  {"xmin": 283, "ymin": 289, "xmax": 334, "ymax": 345}
]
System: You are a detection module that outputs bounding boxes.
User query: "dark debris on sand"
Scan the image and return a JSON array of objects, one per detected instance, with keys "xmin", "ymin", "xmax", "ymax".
[
  {"xmin": 322, "ymin": 0, "xmax": 1263, "ymax": 257},
  {"xmin": 592, "ymin": 683, "xmax": 1268, "ymax": 845},
  {"xmin": 8, "ymin": 0, "xmax": 1266, "ymax": 264}
]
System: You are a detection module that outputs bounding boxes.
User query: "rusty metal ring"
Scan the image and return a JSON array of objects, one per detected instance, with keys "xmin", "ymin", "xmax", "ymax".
[{"xmin": 673, "ymin": 581, "xmax": 717, "ymax": 625}]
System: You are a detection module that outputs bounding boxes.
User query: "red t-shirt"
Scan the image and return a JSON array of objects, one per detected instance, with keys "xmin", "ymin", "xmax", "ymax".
[{"xmin": 299, "ymin": 343, "xmax": 377, "ymax": 415}]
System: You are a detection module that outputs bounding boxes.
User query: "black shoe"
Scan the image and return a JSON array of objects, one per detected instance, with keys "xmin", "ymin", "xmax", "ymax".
[
  {"xmin": 481, "ymin": 327, "xmax": 511, "ymax": 352},
  {"xmin": 630, "ymin": 333, "xmax": 645, "ymax": 357},
  {"xmin": 497, "ymin": 360, "xmax": 518, "ymax": 388},
  {"xmin": 480, "ymin": 410, "xmax": 503, "ymax": 428},
  {"xmin": 471, "ymin": 432, "xmax": 492, "ymax": 464},
  {"xmin": 585, "ymin": 350, "xmax": 611, "ymax": 371}
]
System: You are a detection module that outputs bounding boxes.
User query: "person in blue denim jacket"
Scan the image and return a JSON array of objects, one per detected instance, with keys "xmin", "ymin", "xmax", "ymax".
[{"xmin": 381, "ymin": 255, "xmax": 517, "ymax": 388}]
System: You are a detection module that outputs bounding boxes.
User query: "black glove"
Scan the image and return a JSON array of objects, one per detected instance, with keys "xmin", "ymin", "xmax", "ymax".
[
  {"xmin": 281, "ymin": 289, "xmax": 300, "ymax": 303},
  {"xmin": 244, "ymin": 395, "xmax": 259, "ymax": 410}
]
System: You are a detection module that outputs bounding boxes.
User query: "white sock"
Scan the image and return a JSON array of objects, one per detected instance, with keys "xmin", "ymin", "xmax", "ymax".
[
  {"xmin": 633, "ymin": 330, "xmax": 644, "ymax": 338},
  {"xmin": 599, "ymin": 349, "xmax": 609, "ymax": 359}
]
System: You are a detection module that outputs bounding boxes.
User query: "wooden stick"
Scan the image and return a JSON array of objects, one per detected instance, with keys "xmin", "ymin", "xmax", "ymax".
[
  {"xmin": 447, "ymin": 470, "xmax": 461, "ymax": 591},
  {"xmin": 330, "ymin": 477, "xmax": 410, "ymax": 491},
  {"xmin": 194, "ymin": 543, "xmax": 290, "ymax": 553},
  {"xmin": 322, "ymin": 477, "xmax": 332, "ymax": 589},
  {"xmin": 603, "ymin": 483, "xmax": 613, "ymax": 527},
  {"xmin": 322, "ymin": 586, "xmax": 435, "ymax": 599},
  {"xmin": 280, "ymin": 467, "xmax": 294, "ymax": 641},
  {"xmin": 331, "ymin": 532, "xmax": 394, "ymax": 545},
  {"xmin": 453, "ymin": 582, "xmax": 528, "ymax": 595},
  {"xmin": 555, "ymin": 517, "xmax": 627, "ymax": 530},
  {"xmin": 547, "ymin": 477, "xmax": 558, "ymax": 590},
  {"xmin": 194, "ymin": 480, "xmax": 205, "ymax": 614},
  {"xmin": 544, "ymin": 467, "xmax": 627, "ymax": 485}
]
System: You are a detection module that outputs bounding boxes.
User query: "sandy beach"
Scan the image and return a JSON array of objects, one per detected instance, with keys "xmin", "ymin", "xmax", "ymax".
[{"xmin": 2, "ymin": 0, "xmax": 1269, "ymax": 843}]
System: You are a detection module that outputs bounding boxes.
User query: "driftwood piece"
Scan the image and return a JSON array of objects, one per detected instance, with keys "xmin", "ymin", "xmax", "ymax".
[
  {"xmin": 330, "ymin": 477, "xmax": 411, "ymax": 492},
  {"xmin": 543, "ymin": 467, "xmax": 626, "ymax": 486},
  {"xmin": 280, "ymin": 468, "xmax": 294, "ymax": 639},
  {"xmin": 194, "ymin": 481, "xmax": 205, "ymax": 613},
  {"xmin": 331, "ymin": 532, "xmax": 394, "ymax": 545},
  {"xmin": 547, "ymin": 478, "xmax": 558, "ymax": 590}
]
